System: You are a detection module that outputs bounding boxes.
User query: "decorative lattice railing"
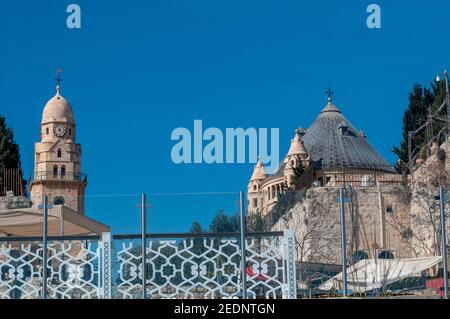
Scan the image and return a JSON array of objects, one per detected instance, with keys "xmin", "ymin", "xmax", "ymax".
[
  {"xmin": 0, "ymin": 235, "xmax": 104, "ymax": 299},
  {"xmin": 0, "ymin": 231, "xmax": 296, "ymax": 299},
  {"xmin": 112, "ymin": 231, "xmax": 296, "ymax": 299}
]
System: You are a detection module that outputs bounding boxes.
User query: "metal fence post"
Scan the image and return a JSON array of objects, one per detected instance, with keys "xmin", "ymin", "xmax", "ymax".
[
  {"xmin": 239, "ymin": 191, "xmax": 247, "ymax": 299},
  {"xmin": 40, "ymin": 195, "xmax": 49, "ymax": 299},
  {"xmin": 439, "ymin": 186, "xmax": 449, "ymax": 299},
  {"xmin": 339, "ymin": 187, "xmax": 348, "ymax": 297},
  {"xmin": 283, "ymin": 229, "xmax": 297, "ymax": 299},
  {"xmin": 101, "ymin": 232, "xmax": 112, "ymax": 299},
  {"xmin": 141, "ymin": 193, "xmax": 147, "ymax": 299}
]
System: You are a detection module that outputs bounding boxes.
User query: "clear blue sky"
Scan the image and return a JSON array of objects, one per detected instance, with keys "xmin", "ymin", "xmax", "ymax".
[{"xmin": 1, "ymin": 1, "xmax": 449, "ymax": 233}]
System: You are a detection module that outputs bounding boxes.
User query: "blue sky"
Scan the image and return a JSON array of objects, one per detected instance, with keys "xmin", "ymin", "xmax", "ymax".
[{"xmin": 1, "ymin": 1, "xmax": 450, "ymax": 233}]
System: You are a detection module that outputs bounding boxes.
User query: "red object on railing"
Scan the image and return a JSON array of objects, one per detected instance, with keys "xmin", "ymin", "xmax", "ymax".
[
  {"xmin": 246, "ymin": 266, "xmax": 268, "ymax": 281},
  {"xmin": 426, "ymin": 277, "xmax": 445, "ymax": 298}
]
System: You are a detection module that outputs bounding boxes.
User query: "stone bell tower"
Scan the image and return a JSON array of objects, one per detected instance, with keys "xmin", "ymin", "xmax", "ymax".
[{"xmin": 29, "ymin": 74, "xmax": 87, "ymax": 214}]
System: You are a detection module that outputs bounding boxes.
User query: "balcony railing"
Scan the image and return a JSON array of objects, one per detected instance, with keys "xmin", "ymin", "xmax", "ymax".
[
  {"xmin": 31, "ymin": 171, "xmax": 87, "ymax": 182},
  {"xmin": 316, "ymin": 165, "xmax": 403, "ymax": 186}
]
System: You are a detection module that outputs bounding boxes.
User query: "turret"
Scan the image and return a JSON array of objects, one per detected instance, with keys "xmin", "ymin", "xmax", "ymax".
[
  {"xmin": 284, "ymin": 129, "xmax": 310, "ymax": 187},
  {"xmin": 247, "ymin": 157, "xmax": 268, "ymax": 214}
]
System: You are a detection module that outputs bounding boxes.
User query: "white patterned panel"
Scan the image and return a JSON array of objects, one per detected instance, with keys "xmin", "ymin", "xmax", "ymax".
[
  {"xmin": 115, "ymin": 234, "xmax": 289, "ymax": 299},
  {"xmin": 0, "ymin": 240, "xmax": 101, "ymax": 299},
  {"xmin": 245, "ymin": 236, "xmax": 285, "ymax": 299},
  {"xmin": 0, "ymin": 243, "xmax": 42, "ymax": 299},
  {"xmin": 1, "ymin": 233, "xmax": 294, "ymax": 299},
  {"xmin": 46, "ymin": 241, "xmax": 101, "ymax": 299},
  {"xmin": 116, "ymin": 237, "xmax": 242, "ymax": 299}
]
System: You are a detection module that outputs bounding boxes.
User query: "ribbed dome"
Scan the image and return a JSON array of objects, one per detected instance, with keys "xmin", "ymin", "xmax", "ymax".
[
  {"xmin": 302, "ymin": 99, "xmax": 393, "ymax": 171},
  {"xmin": 42, "ymin": 85, "xmax": 74, "ymax": 124}
]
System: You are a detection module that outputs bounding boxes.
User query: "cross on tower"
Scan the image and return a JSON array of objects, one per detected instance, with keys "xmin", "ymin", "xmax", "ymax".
[
  {"xmin": 55, "ymin": 67, "xmax": 63, "ymax": 86},
  {"xmin": 325, "ymin": 88, "xmax": 334, "ymax": 101}
]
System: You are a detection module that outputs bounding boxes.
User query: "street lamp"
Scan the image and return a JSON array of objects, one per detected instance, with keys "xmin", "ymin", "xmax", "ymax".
[{"xmin": 436, "ymin": 70, "xmax": 450, "ymax": 138}]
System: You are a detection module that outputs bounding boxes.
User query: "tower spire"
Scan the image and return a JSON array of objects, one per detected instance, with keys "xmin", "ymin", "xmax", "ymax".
[
  {"xmin": 325, "ymin": 88, "xmax": 334, "ymax": 102},
  {"xmin": 55, "ymin": 67, "xmax": 63, "ymax": 94}
]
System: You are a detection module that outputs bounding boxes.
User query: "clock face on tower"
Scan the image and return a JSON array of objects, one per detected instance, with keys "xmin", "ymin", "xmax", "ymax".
[{"xmin": 53, "ymin": 124, "xmax": 66, "ymax": 137}]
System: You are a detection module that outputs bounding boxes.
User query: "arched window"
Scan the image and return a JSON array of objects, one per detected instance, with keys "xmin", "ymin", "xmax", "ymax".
[
  {"xmin": 318, "ymin": 177, "xmax": 323, "ymax": 186},
  {"xmin": 352, "ymin": 251, "xmax": 369, "ymax": 263},
  {"xmin": 61, "ymin": 165, "xmax": 66, "ymax": 178},
  {"xmin": 338, "ymin": 122, "xmax": 349, "ymax": 136},
  {"xmin": 53, "ymin": 197, "xmax": 65, "ymax": 206},
  {"xmin": 53, "ymin": 165, "xmax": 58, "ymax": 177},
  {"xmin": 46, "ymin": 127, "xmax": 49, "ymax": 135},
  {"xmin": 69, "ymin": 128, "xmax": 72, "ymax": 136},
  {"xmin": 378, "ymin": 250, "xmax": 395, "ymax": 259},
  {"xmin": 57, "ymin": 148, "xmax": 62, "ymax": 158}
]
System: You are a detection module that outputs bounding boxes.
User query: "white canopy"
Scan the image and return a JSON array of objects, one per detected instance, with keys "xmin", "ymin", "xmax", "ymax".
[
  {"xmin": 0, "ymin": 205, "xmax": 110, "ymax": 237},
  {"xmin": 319, "ymin": 256, "xmax": 442, "ymax": 293}
]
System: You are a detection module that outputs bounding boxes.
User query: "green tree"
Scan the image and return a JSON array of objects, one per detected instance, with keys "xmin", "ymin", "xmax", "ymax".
[
  {"xmin": 293, "ymin": 159, "xmax": 305, "ymax": 187},
  {"xmin": 0, "ymin": 115, "xmax": 26, "ymax": 195},
  {"xmin": 189, "ymin": 221, "xmax": 204, "ymax": 234},
  {"xmin": 246, "ymin": 213, "xmax": 266, "ymax": 232},
  {"xmin": 209, "ymin": 210, "xmax": 240, "ymax": 233},
  {"xmin": 188, "ymin": 221, "xmax": 206, "ymax": 258},
  {"xmin": 392, "ymin": 82, "xmax": 447, "ymax": 173}
]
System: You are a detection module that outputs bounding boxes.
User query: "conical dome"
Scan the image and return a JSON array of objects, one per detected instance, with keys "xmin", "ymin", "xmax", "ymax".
[
  {"xmin": 42, "ymin": 85, "xmax": 74, "ymax": 124},
  {"xmin": 287, "ymin": 129, "xmax": 308, "ymax": 156},
  {"xmin": 250, "ymin": 157, "xmax": 268, "ymax": 181},
  {"xmin": 302, "ymin": 98, "xmax": 393, "ymax": 171},
  {"xmin": 320, "ymin": 97, "xmax": 341, "ymax": 113}
]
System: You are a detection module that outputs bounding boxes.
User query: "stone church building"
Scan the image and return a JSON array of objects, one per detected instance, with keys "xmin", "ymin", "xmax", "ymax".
[
  {"xmin": 247, "ymin": 94, "xmax": 449, "ymax": 268},
  {"xmin": 248, "ymin": 95, "xmax": 401, "ymax": 217}
]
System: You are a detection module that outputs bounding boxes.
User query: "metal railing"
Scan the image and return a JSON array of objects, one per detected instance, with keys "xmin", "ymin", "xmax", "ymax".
[
  {"xmin": 0, "ymin": 168, "xmax": 24, "ymax": 197},
  {"xmin": 0, "ymin": 231, "xmax": 297, "ymax": 299},
  {"xmin": 31, "ymin": 171, "xmax": 87, "ymax": 182},
  {"xmin": 315, "ymin": 165, "xmax": 403, "ymax": 187},
  {"xmin": 112, "ymin": 230, "xmax": 296, "ymax": 299},
  {"xmin": 0, "ymin": 235, "xmax": 104, "ymax": 299}
]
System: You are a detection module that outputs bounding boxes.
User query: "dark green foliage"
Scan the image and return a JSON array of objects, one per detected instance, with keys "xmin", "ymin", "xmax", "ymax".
[
  {"xmin": 209, "ymin": 210, "xmax": 240, "ymax": 233},
  {"xmin": 393, "ymin": 81, "xmax": 448, "ymax": 173},
  {"xmin": 293, "ymin": 160, "xmax": 305, "ymax": 179},
  {"xmin": 246, "ymin": 212, "xmax": 267, "ymax": 232},
  {"xmin": 189, "ymin": 221, "xmax": 204, "ymax": 234},
  {"xmin": 0, "ymin": 116, "xmax": 22, "ymax": 169},
  {"xmin": 0, "ymin": 115, "xmax": 26, "ymax": 195},
  {"xmin": 292, "ymin": 160, "xmax": 305, "ymax": 188},
  {"xmin": 187, "ymin": 210, "xmax": 240, "ymax": 234}
]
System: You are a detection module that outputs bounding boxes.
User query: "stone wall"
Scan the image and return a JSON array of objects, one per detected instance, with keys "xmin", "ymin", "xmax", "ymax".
[
  {"xmin": 272, "ymin": 139, "xmax": 450, "ymax": 267},
  {"xmin": 407, "ymin": 140, "xmax": 450, "ymax": 258},
  {"xmin": 273, "ymin": 185, "xmax": 414, "ymax": 265},
  {"xmin": 0, "ymin": 196, "xmax": 32, "ymax": 210}
]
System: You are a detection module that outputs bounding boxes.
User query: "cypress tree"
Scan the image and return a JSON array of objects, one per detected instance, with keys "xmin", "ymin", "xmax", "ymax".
[
  {"xmin": 393, "ymin": 81, "xmax": 446, "ymax": 173},
  {"xmin": 0, "ymin": 115, "xmax": 26, "ymax": 195}
]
